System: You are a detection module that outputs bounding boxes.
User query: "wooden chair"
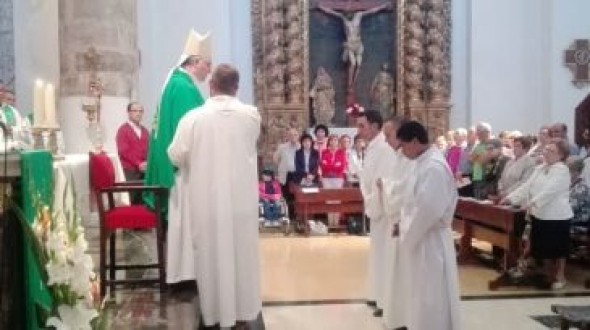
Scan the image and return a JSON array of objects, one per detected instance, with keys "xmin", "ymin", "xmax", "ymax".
[{"xmin": 89, "ymin": 152, "xmax": 166, "ymax": 298}]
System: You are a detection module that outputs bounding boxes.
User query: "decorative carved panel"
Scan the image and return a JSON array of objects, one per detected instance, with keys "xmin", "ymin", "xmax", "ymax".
[
  {"xmin": 253, "ymin": 0, "xmax": 452, "ymax": 161},
  {"xmin": 258, "ymin": 110, "xmax": 307, "ymax": 166},
  {"xmin": 398, "ymin": 0, "xmax": 451, "ymax": 141}
]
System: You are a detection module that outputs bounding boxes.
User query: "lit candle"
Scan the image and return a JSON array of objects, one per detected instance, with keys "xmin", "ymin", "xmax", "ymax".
[
  {"xmin": 33, "ymin": 79, "xmax": 45, "ymax": 127},
  {"xmin": 44, "ymin": 83, "xmax": 56, "ymax": 128}
]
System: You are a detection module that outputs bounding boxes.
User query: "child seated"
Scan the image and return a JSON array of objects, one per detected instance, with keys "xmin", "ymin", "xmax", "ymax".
[{"xmin": 259, "ymin": 169, "xmax": 284, "ymax": 225}]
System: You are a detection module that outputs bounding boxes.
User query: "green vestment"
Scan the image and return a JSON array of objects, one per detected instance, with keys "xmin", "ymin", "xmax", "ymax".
[{"xmin": 143, "ymin": 69, "xmax": 204, "ymax": 215}]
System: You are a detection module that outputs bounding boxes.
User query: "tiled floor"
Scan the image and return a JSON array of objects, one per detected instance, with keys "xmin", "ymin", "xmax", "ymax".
[
  {"xmin": 263, "ymin": 297, "xmax": 590, "ymax": 330},
  {"xmin": 259, "ymin": 235, "xmax": 590, "ymax": 302},
  {"xmin": 92, "ymin": 232, "xmax": 590, "ymax": 329}
]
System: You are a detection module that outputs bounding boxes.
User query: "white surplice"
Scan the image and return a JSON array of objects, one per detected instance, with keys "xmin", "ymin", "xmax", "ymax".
[
  {"xmin": 166, "ymin": 95, "xmax": 262, "ymax": 327},
  {"xmin": 397, "ymin": 147, "xmax": 461, "ymax": 330},
  {"xmin": 380, "ymin": 151, "xmax": 414, "ymax": 329},
  {"xmin": 359, "ymin": 132, "xmax": 397, "ymax": 307}
]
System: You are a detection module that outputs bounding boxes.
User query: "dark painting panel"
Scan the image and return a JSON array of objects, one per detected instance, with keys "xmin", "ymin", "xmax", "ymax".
[{"xmin": 309, "ymin": 5, "xmax": 395, "ymax": 126}]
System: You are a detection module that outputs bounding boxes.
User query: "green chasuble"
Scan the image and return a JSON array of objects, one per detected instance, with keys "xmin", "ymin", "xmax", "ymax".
[{"xmin": 144, "ymin": 69, "xmax": 204, "ymax": 216}]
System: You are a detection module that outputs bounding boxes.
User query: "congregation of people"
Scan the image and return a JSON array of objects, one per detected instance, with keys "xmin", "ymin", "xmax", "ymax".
[
  {"xmin": 435, "ymin": 122, "xmax": 589, "ymax": 290},
  {"xmin": 272, "ymin": 113, "xmax": 462, "ymax": 330}
]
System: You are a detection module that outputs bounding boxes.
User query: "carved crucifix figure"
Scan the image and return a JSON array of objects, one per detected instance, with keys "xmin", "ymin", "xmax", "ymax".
[
  {"xmin": 565, "ymin": 39, "xmax": 590, "ymax": 88},
  {"xmin": 316, "ymin": 1, "xmax": 390, "ymax": 94}
]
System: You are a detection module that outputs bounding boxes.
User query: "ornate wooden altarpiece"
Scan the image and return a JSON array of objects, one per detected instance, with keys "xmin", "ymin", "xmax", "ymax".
[{"xmin": 252, "ymin": 0, "xmax": 452, "ymax": 163}]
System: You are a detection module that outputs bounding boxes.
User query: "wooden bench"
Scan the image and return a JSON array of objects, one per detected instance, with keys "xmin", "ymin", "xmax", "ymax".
[
  {"xmin": 453, "ymin": 198, "xmax": 526, "ymax": 289},
  {"xmin": 293, "ymin": 187, "xmax": 364, "ymax": 235}
]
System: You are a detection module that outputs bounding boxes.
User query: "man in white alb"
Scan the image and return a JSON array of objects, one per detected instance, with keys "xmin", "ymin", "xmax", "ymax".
[
  {"xmin": 356, "ymin": 110, "xmax": 397, "ymax": 317},
  {"xmin": 167, "ymin": 64, "xmax": 263, "ymax": 328},
  {"xmin": 394, "ymin": 121, "xmax": 461, "ymax": 330}
]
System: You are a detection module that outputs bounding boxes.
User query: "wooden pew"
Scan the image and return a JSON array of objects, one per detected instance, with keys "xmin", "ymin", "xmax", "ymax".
[
  {"xmin": 453, "ymin": 198, "xmax": 526, "ymax": 290},
  {"xmin": 293, "ymin": 187, "xmax": 364, "ymax": 235}
]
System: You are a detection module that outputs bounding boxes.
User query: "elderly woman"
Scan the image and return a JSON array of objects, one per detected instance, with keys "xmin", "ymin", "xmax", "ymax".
[
  {"xmin": 567, "ymin": 156, "xmax": 590, "ymax": 235},
  {"xmin": 501, "ymin": 139, "xmax": 572, "ymax": 290},
  {"xmin": 498, "ymin": 136, "xmax": 537, "ymax": 197}
]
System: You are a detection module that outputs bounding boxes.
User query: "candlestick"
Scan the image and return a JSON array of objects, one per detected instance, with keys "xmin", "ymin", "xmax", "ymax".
[
  {"xmin": 44, "ymin": 83, "xmax": 57, "ymax": 128},
  {"xmin": 33, "ymin": 79, "xmax": 45, "ymax": 127}
]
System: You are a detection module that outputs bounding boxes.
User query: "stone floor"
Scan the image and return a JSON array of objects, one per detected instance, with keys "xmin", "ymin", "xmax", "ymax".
[{"xmin": 87, "ymin": 229, "xmax": 590, "ymax": 329}]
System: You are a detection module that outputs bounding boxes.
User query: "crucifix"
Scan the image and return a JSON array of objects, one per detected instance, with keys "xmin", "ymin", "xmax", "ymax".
[
  {"xmin": 565, "ymin": 39, "xmax": 590, "ymax": 88},
  {"xmin": 82, "ymin": 47, "xmax": 103, "ymax": 123},
  {"xmin": 315, "ymin": 0, "xmax": 391, "ymax": 105}
]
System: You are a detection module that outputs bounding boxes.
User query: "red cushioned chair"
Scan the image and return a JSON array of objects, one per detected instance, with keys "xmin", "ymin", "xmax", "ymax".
[{"xmin": 89, "ymin": 152, "xmax": 166, "ymax": 298}]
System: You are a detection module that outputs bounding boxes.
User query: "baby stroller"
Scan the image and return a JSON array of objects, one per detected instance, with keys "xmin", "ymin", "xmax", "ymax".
[{"xmin": 258, "ymin": 168, "xmax": 291, "ymax": 235}]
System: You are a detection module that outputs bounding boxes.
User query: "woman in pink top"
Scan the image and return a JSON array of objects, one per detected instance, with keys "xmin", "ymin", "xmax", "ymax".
[
  {"xmin": 259, "ymin": 169, "xmax": 283, "ymax": 221},
  {"xmin": 321, "ymin": 135, "xmax": 348, "ymax": 183},
  {"xmin": 320, "ymin": 135, "xmax": 347, "ymax": 226},
  {"xmin": 446, "ymin": 128, "xmax": 467, "ymax": 176}
]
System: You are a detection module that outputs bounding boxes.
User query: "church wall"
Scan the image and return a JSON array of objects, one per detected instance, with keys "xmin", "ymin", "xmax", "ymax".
[
  {"xmin": 13, "ymin": 0, "xmax": 60, "ymax": 115},
  {"xmin": 137, "ymin": 0, "xmax": 254, "ymax": 129},
  {"xmin": 466, "ymin": 0, "xmax": 550, "ymax": 135},
  {"xmin": 449, "ymin": 0, "xmax": 470, "ymax": 129},
  {"xmin": 550, "ymin": 0, "xmax": 590, "ymax": 133},
  {"xmin": 452, "ymin": 0, "xmax": 590, "ymax": 140}
]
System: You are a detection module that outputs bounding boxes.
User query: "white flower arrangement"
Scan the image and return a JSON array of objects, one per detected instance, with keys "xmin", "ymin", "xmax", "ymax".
[{"xmin": 30, "ymin": 174, "xmax": 103, "ymax": 330}]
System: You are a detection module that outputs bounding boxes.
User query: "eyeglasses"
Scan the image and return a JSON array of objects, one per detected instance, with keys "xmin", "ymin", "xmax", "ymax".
[{"xmin": 129, "ymin": 109, "xmax": 144, "ymax": 113}]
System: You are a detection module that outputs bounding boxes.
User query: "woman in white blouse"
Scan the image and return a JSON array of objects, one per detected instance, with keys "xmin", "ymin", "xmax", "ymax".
[
  {"xmin": 501, "ymin": 139, "xmax": 573, "ymax": 290},
  {"xmin": 347, "ymin": 134, "xmax": 366, "ymax": 183}
]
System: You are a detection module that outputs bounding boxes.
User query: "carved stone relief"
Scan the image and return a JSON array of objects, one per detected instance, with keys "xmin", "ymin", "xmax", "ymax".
[
  {"xmin": 259, "ymin": 110, "xmax": 306, "ymax": 165},
  {"xmin": 285, "ymin": 0, "xmax": 305, "ymax": 105},
  {"xmin": 264, "ymin": 1, "xmax": 287, "ymax": 105},
  {"xmin": 399, "ymin": 0, "xmax": 451, "ymax": 141}
]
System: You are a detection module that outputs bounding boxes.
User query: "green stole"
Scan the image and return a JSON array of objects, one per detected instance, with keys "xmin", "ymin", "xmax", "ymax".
[{"xmin": 143, "ymin": 69, "xmax": 204, "ymax": 219}]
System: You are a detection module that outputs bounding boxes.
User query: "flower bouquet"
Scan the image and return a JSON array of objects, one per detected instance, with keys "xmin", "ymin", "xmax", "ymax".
[{"xmin": 27, "ymin": 173, "xmax": 105, "ymax": 329}]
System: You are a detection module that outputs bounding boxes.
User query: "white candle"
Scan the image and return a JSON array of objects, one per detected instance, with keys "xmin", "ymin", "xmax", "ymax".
[
  {"xmin": 33, "ymin": 79, "xmax": 45, "ymax": 127},
  {"xmin": 44, "ymin": 83, "xmax": 56, "ymax": 128}
]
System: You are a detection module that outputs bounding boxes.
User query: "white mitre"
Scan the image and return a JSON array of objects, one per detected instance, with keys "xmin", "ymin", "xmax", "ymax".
[
  {"xmin": 181, "ymin": 29, "xmax": 212, "ymax": 64},
  {"xmin": 163, "ymin": 29, "xmax": 213, "ymax": 89}
]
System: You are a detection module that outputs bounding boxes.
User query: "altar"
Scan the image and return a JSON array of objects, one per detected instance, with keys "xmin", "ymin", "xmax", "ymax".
[{"xmin": 0, "ymin": 150, "xmax": 129, "ymax": 329}]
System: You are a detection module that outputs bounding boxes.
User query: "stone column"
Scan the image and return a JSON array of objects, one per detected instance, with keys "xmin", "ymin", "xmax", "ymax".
[
  {"xmin": 0, "ymin": 0, "xmax": 15, "ymax": 91},
  {"xmin": 59, "ymin": 0, "xmax": 139, "ymax": 153}
]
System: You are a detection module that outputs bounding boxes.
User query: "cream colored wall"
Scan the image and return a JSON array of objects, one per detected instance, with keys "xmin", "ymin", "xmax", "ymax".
[
  {"xmin": 137, "ymin": 0, "xmax": 254, "ymax": 129},
  {"xmin": 13, "ymin": 0, "xmax": 60, "ymax": 116},
  {"xmin": 451, "ymin": 0, "xmax": 590, "ymax": 140}
]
